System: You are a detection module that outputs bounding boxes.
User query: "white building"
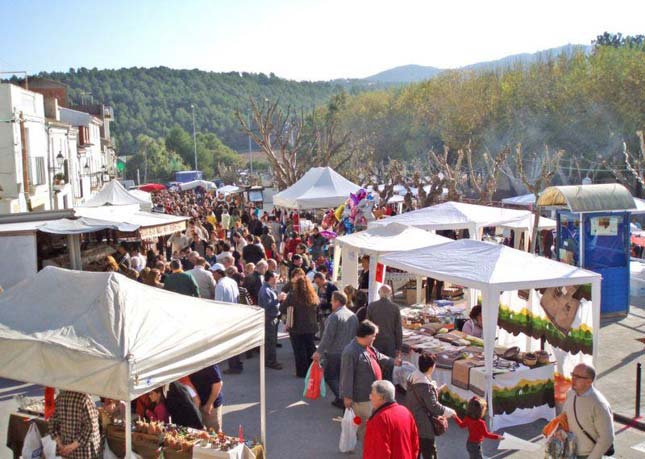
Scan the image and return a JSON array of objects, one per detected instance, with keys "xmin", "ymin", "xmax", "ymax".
[
  {"xmin": 59, "ymin": 106, "xmax": 104, "ymax": 200},
  {"xmin": 0, "ymin": 83, "xmax": 51, "ymax": 213}
]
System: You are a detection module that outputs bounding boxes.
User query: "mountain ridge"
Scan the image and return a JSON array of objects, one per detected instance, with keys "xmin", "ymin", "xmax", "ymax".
[{"xmin": 364, "ymin": 44, "xmax": 592, "ymax": 83}]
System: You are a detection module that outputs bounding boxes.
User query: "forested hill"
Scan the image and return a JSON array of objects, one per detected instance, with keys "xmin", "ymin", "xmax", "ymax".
[{"xmin": 37, "ymin": 67, "xmax": 364, "ymax": 155}]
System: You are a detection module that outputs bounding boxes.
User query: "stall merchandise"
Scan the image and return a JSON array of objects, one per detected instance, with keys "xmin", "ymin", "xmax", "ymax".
[
  {"xmin": 381, "ymin": 239, "xmax": 601, "ymax": 430},
  {"xmin": 0, "ymin": 267, "xmax": 267, "ymax": 456}
]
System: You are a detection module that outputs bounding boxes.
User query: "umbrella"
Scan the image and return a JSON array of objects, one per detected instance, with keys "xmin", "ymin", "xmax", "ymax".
[{"xmin": 138, "ymin": 183, "xmax": 167, "ymax": 192}]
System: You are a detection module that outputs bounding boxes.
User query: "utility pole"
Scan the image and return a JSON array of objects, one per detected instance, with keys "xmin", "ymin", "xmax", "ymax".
[
  {"xmin": 191, "ymin": 104, "xmax": 198, "ymax": 171},
  {"xmin": 248, "ymin": 112, "xmax": 253, "ymax": 175}
]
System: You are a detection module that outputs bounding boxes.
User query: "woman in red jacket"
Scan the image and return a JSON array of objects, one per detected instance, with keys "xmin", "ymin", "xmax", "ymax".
[{"xmin": 363, "ymin": 380, "xmax": 419, "ymax": 459}]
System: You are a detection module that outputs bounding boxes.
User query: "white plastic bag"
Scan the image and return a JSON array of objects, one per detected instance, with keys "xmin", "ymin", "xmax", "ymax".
[
  {"xmin": 339, "ymin": 407, "xmax": 358, "ymax": 453},
  {"xmin": 41, "ymin": 435, "xmax": 59, "ymax": 459},
  {"xmin": 21, "ymin": 423, "xmax": 43, "ymax": 459}
]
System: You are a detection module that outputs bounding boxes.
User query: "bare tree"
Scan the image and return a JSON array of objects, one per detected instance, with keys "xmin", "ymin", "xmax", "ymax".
[
  {"xmin": 466, "ymin": 143, "xmax": 510, "ymax": 205},
  {"xmin": 236, "ymin": 98, "xmax": 352, "ymax": 190},
  {"xmin": 502, "ymin": 144, "xmax": 562, "ymax": 252},
  {"xmin": 428, "ymin": 146, "xmax": 466, "ymax": 201}
]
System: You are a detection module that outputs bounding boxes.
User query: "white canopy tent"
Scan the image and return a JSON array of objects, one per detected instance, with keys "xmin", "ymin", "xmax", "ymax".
[
  {"xmin": 370, "ymin": 201, "xmax": 550, "ymax": 251},
  {"xmin": 217, "ymin": 185, "xmax": 241, "ymax": 195},
  {"xmin": 80, "ymin": 179, "xmax": 150, "ymax": 210},
  {"xmin": 0, "ymin": 267, "xmax": 266, "ymax": 454},
  {"xmin": 179, "ymin": 180, "xmax": 217, "ymax": 191},
  {"xmin": 501, "ymin": 193, "xmax": 536, "ymax": 208},
  {"xmin": 273, "ymin": 167, "xmax": 361, "ymax": 210},
  {"xmin": 333, "ymin": 223, "xmax": 452, "ymax": 302},
  {"xmin": 381, "ymin": 239, "xmax": 601, "ymax": 427},
  {"xmin": 128, "ymin": 189, "xmax": 153, "ymax": 211}
]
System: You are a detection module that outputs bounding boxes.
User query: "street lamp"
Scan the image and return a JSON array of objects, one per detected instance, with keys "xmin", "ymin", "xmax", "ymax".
[
  {"xmin": 191, "ymin": 104, "xmax": 197, "ymax": 171},
  {"xmin": 55, "ymin": 152, "xmax": 65, "ymax": 168},
  {"xmin": 84, "ymin": 162, "xmax": 90, "ymax": 175}
]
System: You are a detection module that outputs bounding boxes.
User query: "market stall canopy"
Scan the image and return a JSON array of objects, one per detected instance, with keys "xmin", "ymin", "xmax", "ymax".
[
  {"xmin": 80, "ymin": 180, "xmax": 150, "ymax": 209},
  {"xmin": 273, "ymin": 167, "xmax": 361, "ymax": 210},
  {"xmin": 37, "ymin": 217, "xmax": 139, "ymax": 234},
  {"xmin": 387, "ymin": 195, "xmax": 404, "ymax": 204},
  {"xmin": 336, "ymin": 222, "xmax": 451, "ymax": 255},
  {"xmin": 501, "ymin": 193, "xmax": 536, "ymax": 208},
  {"xmin": 138, "ymin": 183, "xmax": 167, "ymax": 193},
  {"xmin": 128, "ymin": 189, "xmax": 153, "ymax": 211},
  {"xmin": 498, "ymin": 215, "xmax": 557, "ymax": 231},
  {"xmin": 380, "ymin": 238, "xmax": 600, "ymax": 291},
  {"xmin": 179, "ymin": 180, "xmax": 217, "ymax": 191},
  {"xmin": 537, "ymin": 184, "xmax": 636, "ymax": 213},
  {"xmin": 217, "ymin": 185, "xmax": 241, "ymax": 195},
  {"xmin": 0, "ymin": 267, "xmax": 264, "ymax": 401},
  {"xmin": 75, "ymin": 206, "xmax": 189, "ymax": 239},
  {"xmin": 370, "ymin": 201, "xmax": 533, "ymax": 233}
]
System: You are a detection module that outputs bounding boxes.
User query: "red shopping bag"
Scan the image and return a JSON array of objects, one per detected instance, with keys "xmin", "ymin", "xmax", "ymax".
[{"xmin": 303, "ymin": 362, "xmax": 326, "ymax": 400}]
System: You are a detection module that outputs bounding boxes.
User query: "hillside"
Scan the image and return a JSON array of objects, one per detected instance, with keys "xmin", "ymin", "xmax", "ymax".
[
  {"xmin": 37, "ymin": 67, "xmax": 363, "ymax": 155},
  {"xmin": 365, "ymin": 44, "xmax": 592, "ymax": 83}
]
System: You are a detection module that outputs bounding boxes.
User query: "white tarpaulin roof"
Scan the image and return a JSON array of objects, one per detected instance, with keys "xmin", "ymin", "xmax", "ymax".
[
  {"xmin": 38, "ymin": 217, "xmax": 139, "ymax": 234},
  {"xmin": 74, "ymin": 206, "xmax": 188, "ymax": 238},
  {"xmin": 336, "ymin": 222, "xmax": 451, "ymax": 255},
  {"xmin": 380, "ymin": 238, "xmax": 600, "ymax": 291},
  {"xmin": 217, "ymin": 185, "xmax": 241, "ymax": 195},
  {"xmin": 370, "ymin": 201, "xmax": 533, "ymax": 233},
  {"xmin": 501, "ymin": 193, "xmax": 536, "ymax": 207},
  {"xmin": 80, "ymin": 180, "xmax": 150, "ymax": 208},
  {"xmin": 498, "ymin": 215, "xmax": 556, "ymax": 231},
  {"xmin": 0, "ymin": 267, "xmax": 264, "ymax": 401},
  {"xmin": 179, "ymin": 180, "xmax": 217, "ymax": 191},
  {"xmin": 273, "ymin": 167, "xmax": 361, "ymax": 209}
]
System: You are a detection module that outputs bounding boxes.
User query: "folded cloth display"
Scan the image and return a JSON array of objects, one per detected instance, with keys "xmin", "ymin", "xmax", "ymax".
[{"xmin": 451, "ymin": 357, "xmax": 485, "ymax": 390}]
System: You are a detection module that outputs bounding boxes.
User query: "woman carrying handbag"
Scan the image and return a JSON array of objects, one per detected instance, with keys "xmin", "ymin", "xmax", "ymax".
[{"xmin": 405, "ymin": 353, "xmax": 457, "ymax": 459}]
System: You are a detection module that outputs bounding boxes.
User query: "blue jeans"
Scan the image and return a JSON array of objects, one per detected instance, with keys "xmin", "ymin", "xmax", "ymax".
[{"xmin": 324, "ymin": 353, "xmax": 342, "ymax": 399}]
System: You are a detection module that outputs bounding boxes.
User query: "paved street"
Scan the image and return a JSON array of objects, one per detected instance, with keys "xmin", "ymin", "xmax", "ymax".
[{"xmin": 0, "ymin": 310, "xmax": 643, "ymax": 458}]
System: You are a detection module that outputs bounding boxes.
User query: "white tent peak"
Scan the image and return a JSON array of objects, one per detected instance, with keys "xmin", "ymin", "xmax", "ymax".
[
  {"xmin": 370, "ymin": 201, "xmax": 533, "ymax": 231},
  {"xmin": 0, "ymin": 266, "xmax": 264, "ymax": 400},
  {"xmin": 336, "ymin": 222, "xmax": 451, "ymax": 254},
  {"xmin": 80, "ymin": 179, "xmax": 149, "ymax": 208},
  {"xmin": 380, "ymin": 238, "xmax": 600, "ymax": 290},
  {"xmin": 273, "ymin": 167, "xmax": 361, "ymax": 210}
]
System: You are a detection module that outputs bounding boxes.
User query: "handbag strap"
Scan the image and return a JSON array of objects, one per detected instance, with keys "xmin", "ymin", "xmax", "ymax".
[
  {"xmin": 411, "ymin": 382, "xmax": 438, "ymax": 418},
  {"xmin": 573, "ymin": 395, "xmax": 597, "ymax": 446}
]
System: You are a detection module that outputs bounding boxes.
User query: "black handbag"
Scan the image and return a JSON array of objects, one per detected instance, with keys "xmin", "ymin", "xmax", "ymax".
[{"xmin": 573, "ymin": 396, "xmax": 615, "ymax": 456}]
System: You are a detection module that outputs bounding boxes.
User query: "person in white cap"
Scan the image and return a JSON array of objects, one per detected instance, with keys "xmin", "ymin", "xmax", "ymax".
[{"xmin": 211, "ymin": 263, "xmax": 239, "ymax": 304}]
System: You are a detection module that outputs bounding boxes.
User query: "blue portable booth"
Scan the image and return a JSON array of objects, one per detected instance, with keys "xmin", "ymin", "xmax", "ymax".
[{"xmin": 537, "ymin": 184, "xmax": 636, "ymax": 315}]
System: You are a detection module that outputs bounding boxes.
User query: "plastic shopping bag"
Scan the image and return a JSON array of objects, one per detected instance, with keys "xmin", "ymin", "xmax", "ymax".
[
  {"xmin": 41, "ymin": 435, "xmax": 60, "ymax": 459},
  {"xmin": 21, "ymin": 423, "xmax": 43, "ymax": 459},
  {"xmin": 339, "ymin": 408, "xmax": 358, "ymax": 453},
  {"xmin": 303, "ymin": 361, "xmax": 326, "ymax": 400}
]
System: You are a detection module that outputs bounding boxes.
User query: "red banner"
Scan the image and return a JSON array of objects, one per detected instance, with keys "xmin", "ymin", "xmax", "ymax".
[{"xmin": 375, "ymin": 263, "xmax": 385, "ymax": 283}]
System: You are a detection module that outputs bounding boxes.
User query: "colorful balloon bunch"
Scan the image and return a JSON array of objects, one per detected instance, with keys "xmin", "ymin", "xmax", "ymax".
[{"xmin": 334, "ymin": 188, "xmax": 376, "ymax": 234}]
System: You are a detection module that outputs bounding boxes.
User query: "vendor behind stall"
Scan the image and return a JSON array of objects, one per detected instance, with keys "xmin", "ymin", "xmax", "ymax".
[{"xmin": 462, "ymin": 305, "xmax": 483, "ymax": 338}]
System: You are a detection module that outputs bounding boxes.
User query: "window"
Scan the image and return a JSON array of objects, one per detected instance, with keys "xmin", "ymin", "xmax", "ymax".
[{"xmin": 33, "ymin": 157, "xmax": 46, "ymax": 185}]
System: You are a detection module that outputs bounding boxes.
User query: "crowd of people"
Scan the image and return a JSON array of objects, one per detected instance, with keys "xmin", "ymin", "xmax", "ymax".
[{"xmin": 60, "ymin": 186, "xmax": 615, "ymax": 459}]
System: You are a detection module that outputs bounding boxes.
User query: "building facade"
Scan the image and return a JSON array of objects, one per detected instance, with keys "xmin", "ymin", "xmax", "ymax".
[{"xmin": 0, "ymin": 84, "xmax": 51, "ymax": 213}]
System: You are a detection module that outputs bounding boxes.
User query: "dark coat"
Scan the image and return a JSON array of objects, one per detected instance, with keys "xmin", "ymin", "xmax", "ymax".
[
  {"xmin": 404, "ymin": 370, "xmax": 447, "ymax": 439},
  {"xmin": 366, "ymin": 298, "xmax": 402, "ymax": 358},
  {"xmin": 163, "ymin": 271, "xmax": 199, "ymax": 297},
  {"xmin": 280, "ymin": 289, "xmax": 318, "ymax": 335},
  {"xmin": 339, "ymin": 339, "xmax": 393, "ymax": 402}
]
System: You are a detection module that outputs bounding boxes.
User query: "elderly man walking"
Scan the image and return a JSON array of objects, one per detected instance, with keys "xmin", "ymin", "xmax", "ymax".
[
  {"xmin": 187, "ymin": 257, "xmax": 216, "ymax": 299},
  {"xmin": 340, "ymin": 320, "xmax": 400, "ymax": 439},
  {"xmin": 312, "ymin": 291, "xmax": 358, "ymax": 409},
  {"xmin": 366, "ymin": 285, "xmax": 402, "ymax": 358},
  {"xmin": 363, "ymin": 380, "xmax": 419, "ymax": 459},
  {"xmin": 563, "ymin": 363, "xmax": 614, "ymax": 459}
]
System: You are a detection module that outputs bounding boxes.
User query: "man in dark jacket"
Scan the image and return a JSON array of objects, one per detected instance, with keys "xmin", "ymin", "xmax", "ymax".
[
  {"xmin": 164, "ymin": 260, "xmax": 200, "ymax": 297},
  {"xmin": 364, "ymin": 380, "xmax": 419, "ymax": 459},
  {"xmin": 366, "ymin": 285, "xmax": 402, "ymax": 358},
  {"xmin": 340, "ymin": 320, "xmax": 399, "ymax": 439}
]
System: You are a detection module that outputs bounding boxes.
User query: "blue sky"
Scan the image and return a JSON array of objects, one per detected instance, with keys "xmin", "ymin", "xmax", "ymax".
[{"xmin": 1, "ymin": 0, "xmax": 643, "ymax": 81}]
